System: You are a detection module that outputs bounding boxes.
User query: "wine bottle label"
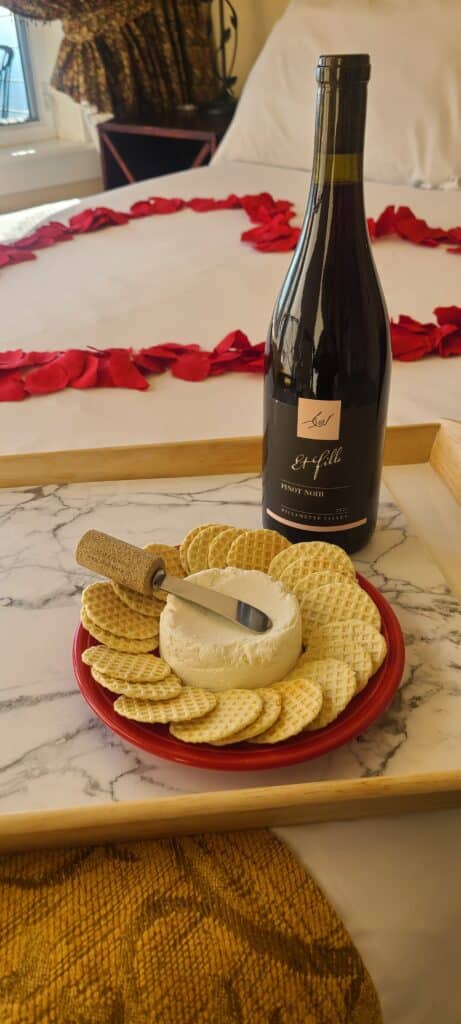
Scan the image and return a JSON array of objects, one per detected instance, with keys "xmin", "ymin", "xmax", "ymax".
[{"xmin": 264, "ymin": 398, "xmax": 378, "ymax": 532}]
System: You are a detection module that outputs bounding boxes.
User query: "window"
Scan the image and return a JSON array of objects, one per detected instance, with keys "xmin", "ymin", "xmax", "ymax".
[{"xmin": 0, "ymin": 7, "xmax": 36, "ymax": 124}]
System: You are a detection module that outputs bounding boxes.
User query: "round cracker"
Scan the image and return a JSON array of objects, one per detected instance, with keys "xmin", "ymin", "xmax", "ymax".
[
  {"xmin": 301, "ymin": 640, "xmax": 373, "ymax": 693},
  {"xmin": 82, "ymin": 646, "xmax": 171, "ymax": 682},
  {"xmin": 91, "ymin": 668, "xmax": 183, "ymax": 700},
  {"xmin": 170, "ymin": 689, "xmax": 263, "ymax": 744},
  {"xmin": 298, "ymin": 580, "xmax": 381, "ymax": 639},
  {"xmin": 114, "ymin": 687, "xmax": 216, "ymax": 724},
  {"xmin": 186, "ymin": 524, "xmax": 229, "ymax": 574},
  {"xmin": 207, "ymin": 527, "xmax": 245, "ymax": 569},
  {"xmin": 304, "ymin": 620, "xmax": 387, "ymax": 673},
  {"xmin": 290, "ymin": 569, "xmax": 351, "ymax": 598},
  {"xmin": 212, "ymin": 688, "xmax": 282, "ymax": 745},
  {"xmin": 112, "ymin": 581, "xmax": 163, "ymax": 619},
  {"xmin": 80, "ymin": 608, "xmax": 157, "ymax": 654},
  {"xmin": 252, "ymin": 679, "xmax": 323, "ymax": 743},
  {"xmin": 300, "ymin": 659, "xmax": 357, "ymax": 729},
  {"xmin": 82, "ymin": 582, "xmax": 159, "ymax": 640},
  {"xmin": 269, "ymin": 541, "xmax": 355, "ymax": 580},
  {"xmin": 226, "ymin": 529, "xmax": 291, "ymax": 573},
  {"xmin": 179, "ymin": 524, "xmax": 223, "ymax": 574}
]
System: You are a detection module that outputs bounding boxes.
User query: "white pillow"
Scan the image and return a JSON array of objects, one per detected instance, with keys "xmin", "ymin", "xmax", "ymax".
[{"xmin": 214, "ymin": 0, "xmax": 461, "ymax": 187}]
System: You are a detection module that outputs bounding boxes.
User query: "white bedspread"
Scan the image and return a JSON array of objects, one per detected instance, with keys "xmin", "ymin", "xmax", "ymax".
[
  {"xmin": 1, "ymin": 160, "xmax": 460, "ymax": 455},
  {"xmin": 1, "ymin": 161, "xmax": 461, "ymax": 1023}
]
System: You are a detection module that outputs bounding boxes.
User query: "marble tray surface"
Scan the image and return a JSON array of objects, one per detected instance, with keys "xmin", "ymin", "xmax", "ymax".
[{"xmin": 2, "ymin": 473, "xmax": 461, "ymax": 816}]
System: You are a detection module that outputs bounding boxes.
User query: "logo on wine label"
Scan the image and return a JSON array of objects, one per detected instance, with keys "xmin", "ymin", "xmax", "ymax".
[{"xmin": 297, "ymin": 398, "xmax": 341, "ymax": 441}]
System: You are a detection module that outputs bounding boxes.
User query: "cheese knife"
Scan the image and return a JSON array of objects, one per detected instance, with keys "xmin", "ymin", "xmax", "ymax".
[{"xmin": 76, "ymin": 530, "xmax": 272, "ymax": 633}]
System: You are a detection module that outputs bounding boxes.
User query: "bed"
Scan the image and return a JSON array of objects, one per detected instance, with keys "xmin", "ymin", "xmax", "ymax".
[{"xmin": 2, "ymin": 1, "xmax": 461, "ymax": 1020}]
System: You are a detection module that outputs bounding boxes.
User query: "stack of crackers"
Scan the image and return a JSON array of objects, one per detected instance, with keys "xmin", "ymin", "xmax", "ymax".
[{"xmin": 80, "ymin": 526, "xmax": 388, "ymax": 746}]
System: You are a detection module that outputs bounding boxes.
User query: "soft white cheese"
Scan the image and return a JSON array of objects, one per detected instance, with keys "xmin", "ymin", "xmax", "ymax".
[{"xmin": 159, "ymin": 567, "xmax": 302, "ymax": 691}]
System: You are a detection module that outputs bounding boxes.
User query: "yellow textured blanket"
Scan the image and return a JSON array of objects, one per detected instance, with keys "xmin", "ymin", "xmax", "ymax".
[{"xmin": 0, "ymin": 830, "xmax": 381, "ymax": 1024}]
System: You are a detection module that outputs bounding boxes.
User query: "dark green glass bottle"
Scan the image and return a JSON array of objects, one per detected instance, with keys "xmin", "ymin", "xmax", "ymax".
[{"xmin": 263, "ymin": 54, "xmax": 391, "ymax": 554}]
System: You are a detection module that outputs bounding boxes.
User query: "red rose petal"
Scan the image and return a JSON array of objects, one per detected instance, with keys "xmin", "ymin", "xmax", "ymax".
[
  {"xmin": 390, "ymin": 317, "xmax": 438, "ymax": 361},
  {"xmin": 21, "ymin": 351, "xmax": 60, "ymax": 367},
  {"xmin": 215, "ymin": 194, "xmax": 241, "ymax": 210},
  {"xmin": 14, "ymin": 222, "xmax": 72, "ymax": 250},
  {"xmin": 171, "ymin": 351, "xmax": 211, "ymax": 381},
  {"xmin": 24, "ymin": 359, "xmax": 70, "ymax": 395},
  {"xmin": 0, "ymin": 371, "xmax": 26, "ymax": 401},
  {"xmin": 0, "ymin": 350, "xmax": 26, "ymax": 369},
  {"xmin": 241, "ymin": 213, "xmax": 300, "ymax": 253},
  {"xmin": 131, "ymin": 197, "xmax": 184, "ymax": 216},
  {"xmin": 71, "ymin": 353, "xmax": 100, "ymax": 388},
  {"xmin": 186, "ymin": 198, "xmax": 219, "ymax": 212},
  {"xmin": 374, "ymin": 206, "xmax": 397, "ymax": 238},
  {"xmin": 434, "ymin": 306, "xmax": 461, "ymax": 326},
  {"xmin": 240, "ymin": 193, "xmax": 293, "ymax": 224},
  {"xmin": 69, "ymin": 207, "xmax": 130, "ymax": 234},
  {"xmin": 436, "ymin": 323, "xmax": 461, "ymax": 357},
  {"xmin": 97, "ymin": 350, "xmax": 149, "ymax": 389},
  {"xmin": 129, "ymin": 201, "xmax": 155, "ymax": 219},
  {"xmin": 214, "ymin": 330, "xmax": 251, "ymax": 355},
  {"xmin": 0, "ymin": 246, "xmax": 36, "ymax": 268},
  {"xmin": 133, "ymin": 352, "xmax": 169, "ymax": 374},
  {"xmin": 59, "ymin": 350, "xmax": 87, "ymax": 380}
]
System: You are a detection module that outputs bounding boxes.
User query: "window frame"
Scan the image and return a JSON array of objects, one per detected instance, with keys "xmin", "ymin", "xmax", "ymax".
[
  {"xmin": 13, "ymin": 14, "xmax": 38, "ymax": 123},
  {"xmin": 0, "ymin": 17, "xmax": 58, "ymax": 147}
]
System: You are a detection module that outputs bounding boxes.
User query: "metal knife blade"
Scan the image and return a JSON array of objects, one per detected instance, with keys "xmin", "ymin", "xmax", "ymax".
[{"xmin": 151, "ymin": 565, "xmax": 272, "ymax": 634}]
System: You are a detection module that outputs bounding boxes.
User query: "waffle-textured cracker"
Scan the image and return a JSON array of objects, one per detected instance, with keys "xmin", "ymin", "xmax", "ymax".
[
  {"xmin": 207, "ymin": 527, "xmax": 245, "ymax": 569},
  {"xmin": 179, "ymin": 524, "xmax": 224, "ymax": 573},
  {"xmin": 91, "ymin": 667, "xmax": 183, "ymax": 700},
  {"xmin": 212, "ymin": 688, "xmax": 282, "ymax": 745},
  {"xmin": 301, "ymin": 640, "xmax": 373, "ymax": 693},
  {"xmin": 299, "ymin": 580, "xmax": 381, "ymax": 640},
  {"xmin": 112, "ymin": 581, "xmax": 163, "ymax": 619},
  {"xmin": 227, "ymin": 529, "xmax": 291, "ymax": 573},
  {"xmin": 80, "ymin": 608, "xmax": 157, "ymax": 653},
  {"xmin": 82, "ymin": 646, "xmax": 171, "ymax": 682},
  {"xmin": 269, "ymin": 541, "xmax": 355, "ymax": 580},
  {"xmin": 82, "ymin": 582, "xmax": 159, "ymax": 640},
  {"xmin": 304, "ymin": 620, "xmax": 387, "ymax": 673},
  {"xmin": 114, "ymin": 687, "xmax": 216, "ymax": 724},
  {"xmin": 274, "ymin": 556, "xmax": 352, "ymax": 585},
  {"xmin": 299, "ymin": 659, "xmax": 357, "ymax": 729},
  {"xmin": 289, "ymin": 568, "xmax": 351, "ymax": 597},
  {"xmin": 252, "ymin": 679, "xmax": 323, "ymax": 743},
  {"xmin": 170, "ymin": 689, "xmax": 263, "ymax": 744},
  {"xmin": 186, "ymin": 524, "xmax": 230, "ymax": 574}
]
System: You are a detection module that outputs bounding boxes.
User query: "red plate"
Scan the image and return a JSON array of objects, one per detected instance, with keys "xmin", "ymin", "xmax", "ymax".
[{"xmin": 73, "ymin": 573, "xmax": 404, "ymax": 771}]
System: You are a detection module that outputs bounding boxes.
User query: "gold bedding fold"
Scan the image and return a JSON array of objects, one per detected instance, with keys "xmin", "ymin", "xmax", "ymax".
[{"xmin": 0, "ymin": 829, "xmax": 382, "ymax": 1023}]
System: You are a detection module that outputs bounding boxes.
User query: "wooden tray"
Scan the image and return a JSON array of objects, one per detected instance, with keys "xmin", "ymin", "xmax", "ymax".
[{"xmin": 1, "ymin": 419, "xmax": 460, "ymax": 853}]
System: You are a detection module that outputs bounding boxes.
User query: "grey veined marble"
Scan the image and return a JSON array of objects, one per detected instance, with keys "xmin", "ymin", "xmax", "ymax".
[{"xmin": 1, "ymin": 474, "xmax": 460, "ymax": 815}]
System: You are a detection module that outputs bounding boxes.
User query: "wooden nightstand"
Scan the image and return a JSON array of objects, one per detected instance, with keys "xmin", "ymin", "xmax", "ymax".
[{"xmin": 97, "ymin": 108, "xmax": 235, "ymax": 190}]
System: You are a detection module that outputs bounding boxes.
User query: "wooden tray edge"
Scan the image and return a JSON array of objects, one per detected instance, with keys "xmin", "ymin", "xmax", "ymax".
[
  {"xmin": 2, "ymin": 770, "xmax": 461, "ymax": 853},
  {"xmin": 0, "ymin": 422, "xmax": 444, "ymax": 489}
]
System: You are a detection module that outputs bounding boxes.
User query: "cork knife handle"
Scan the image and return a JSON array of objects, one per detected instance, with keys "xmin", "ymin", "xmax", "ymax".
[{"xmin": 75, "ymin": 530, "xmax": 163, "ymax": 595}]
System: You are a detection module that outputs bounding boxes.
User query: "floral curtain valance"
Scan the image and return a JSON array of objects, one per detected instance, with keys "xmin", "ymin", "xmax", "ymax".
[{"xmin": 5, "ymin": 0, "xmax": 217, "ymax": 118}]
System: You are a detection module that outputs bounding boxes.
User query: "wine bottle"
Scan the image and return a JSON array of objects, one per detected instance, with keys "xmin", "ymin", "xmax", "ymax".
[{"xmin": 262, "ymin": 54, "xmax": 391, "ymax": 554}]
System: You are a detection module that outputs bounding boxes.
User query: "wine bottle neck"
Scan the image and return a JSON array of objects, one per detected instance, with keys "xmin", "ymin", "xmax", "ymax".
[{"xmin": 311, "ymin": 82, "xmax": 367, "ymax": 184}]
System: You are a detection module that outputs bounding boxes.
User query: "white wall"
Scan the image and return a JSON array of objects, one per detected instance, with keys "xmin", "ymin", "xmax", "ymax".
[
  {"xmin": 30, "ymin": 20, "xmax": 90, "ymax": 143},
  {"xmin": 232, "ymin": 0, "xmax": 289, "ymax": 93}
]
